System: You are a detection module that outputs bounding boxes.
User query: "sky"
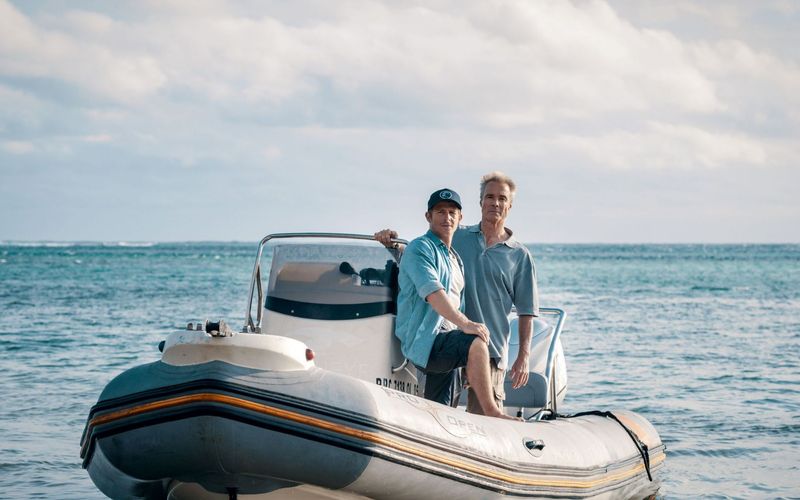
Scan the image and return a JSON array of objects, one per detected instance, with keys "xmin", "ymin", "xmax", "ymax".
[{"xmin": 0, "ymin": 0, "xmax": 798, "ymax": 243}]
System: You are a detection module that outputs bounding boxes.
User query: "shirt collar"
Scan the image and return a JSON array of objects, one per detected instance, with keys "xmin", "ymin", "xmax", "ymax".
[
  {"xmin": 424, "ymin": 229, "xmax": 449, "ymax": 249},
  {"xmin": 467, "ymin": 223, "xmax": 521, "ymax": 248}
]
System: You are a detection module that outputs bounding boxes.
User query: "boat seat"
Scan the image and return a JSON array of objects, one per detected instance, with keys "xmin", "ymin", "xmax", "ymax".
[
  {"xmin": 455, "ymin": 371, "xmax": 548, "ymax": 410},
  {"xmin": 502, "ymin": 317, "xmax": 552, "ymax": 410},
  {"xmin": 503, "ymin": 372, "xmax": 548, "ymax": 409},
  {"xmin": 457, "ymin": 318, "xmax": 554, "ymax": 410}
]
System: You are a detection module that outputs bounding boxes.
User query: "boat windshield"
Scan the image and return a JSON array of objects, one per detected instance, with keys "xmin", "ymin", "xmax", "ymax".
[{"xmin": 265, "ymin": 242, "xmax": 399, "ymax": 321}]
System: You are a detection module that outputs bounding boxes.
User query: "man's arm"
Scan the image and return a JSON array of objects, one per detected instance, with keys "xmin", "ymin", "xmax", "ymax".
[
  {"xmin": 425, "ymin": 290, "xmax": 490, "ymax": 343},
  {"xmin": 508, "ymin": 315, "xmax": 533, "ymax": 389},
  {"xmin": 509, "ymin": 247, "xmax": 539, "ymax": 389},
  {"xmin": 374, "ymin": 229, "xmax": 404, "ymax": 259}
]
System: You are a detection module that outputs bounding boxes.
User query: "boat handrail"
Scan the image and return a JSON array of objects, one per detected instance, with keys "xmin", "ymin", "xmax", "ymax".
[
  {"xmin": 243, "ymin": 232, "xmax": 407, "ymax": 333},
  {"xmin": 538, "ymin": 307, "xmax": 567, "ymax": 420}
]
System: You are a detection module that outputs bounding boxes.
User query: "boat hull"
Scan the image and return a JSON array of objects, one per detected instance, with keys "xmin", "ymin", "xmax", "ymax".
[{"xmin": 82, "ymin": 358, "xmax": 664, "ymax": 499}]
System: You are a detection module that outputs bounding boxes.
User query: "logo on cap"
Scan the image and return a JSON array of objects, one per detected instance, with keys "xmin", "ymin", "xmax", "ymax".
[{"xmin": 440, "ymin": 190, "xmax": 453, "ymax": 200}]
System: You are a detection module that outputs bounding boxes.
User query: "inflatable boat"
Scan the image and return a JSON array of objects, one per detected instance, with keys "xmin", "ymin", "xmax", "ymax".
[{"xmin": 81, "ymin": 233, "xmax": 665, "ymax": 499}]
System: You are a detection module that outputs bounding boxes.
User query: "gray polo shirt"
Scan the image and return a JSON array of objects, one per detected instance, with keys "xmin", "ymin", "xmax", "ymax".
[{"xmin": 452, "ymin": 224, "xmax": 539, "ymax": 370}]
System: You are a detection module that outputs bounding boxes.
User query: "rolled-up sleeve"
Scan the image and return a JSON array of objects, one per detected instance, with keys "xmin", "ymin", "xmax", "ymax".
[
  {"xmin": 513, "ymin": 249, "xmax": 539, "ymax": 317},
  {"xmin": 402, "ymin": 240, "xmax": 444, "ymax": 300}
]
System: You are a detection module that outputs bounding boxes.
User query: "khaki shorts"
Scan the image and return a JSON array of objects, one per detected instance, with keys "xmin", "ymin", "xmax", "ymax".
[{"xmin": 465, "ymin": 359, "xmax": 505, "ymax": 414}]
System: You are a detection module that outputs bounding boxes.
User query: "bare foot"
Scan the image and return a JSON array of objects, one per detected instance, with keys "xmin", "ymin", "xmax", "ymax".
[{"xmin": 486, "ymin": 410, "xmax": 523, "ymax": 421}]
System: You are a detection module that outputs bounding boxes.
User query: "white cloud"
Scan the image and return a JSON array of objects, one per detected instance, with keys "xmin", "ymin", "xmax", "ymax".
[
  {"xmin": 0, "ymin": 83, "xmax": 44, "ymax": 128},
  {"xmin": 0, "ymin": 0, "xmax": 800, "ymax": 244},
  {"xmin": 81, "ymin": 134, "xmax": 113, "ymax": 143},
  {"xmin": 2, "ymin": 0, "xmax": 793, "ymax": 176},
  {"xmin": 2, "ymin": 140, "xmax": 34, "ymax": 154},
  {"xmin": 609, "ymin": 0, "xmax": 745, "ymax": 30},
  {"xmin": 261, "ymin": 146, "xmax": 282, "ymax": 161},
  {"xmin": 550, "ymin": 121, "xmax": 774, "ymax": 169},
  {"xmin": 0, "ymin": 1, "xmax": 166, "ymax": 101},
  {"xmin": 691, "ymin": 39, "xmax": 800, "ymax": 101},
  {"xmin": 62, "ymin": 10, "xmax": 115, "ymax": 35},
  {"xmin": 83, "ymin": 108, "xmax": 128, "ymax": 122},
  {"xmin": 0, "ymin": 0, "xmax": 727, "ymax": 119},
  {"xmin": 1, "ymin": 0, "xmax": 795, "ymax": 132}
]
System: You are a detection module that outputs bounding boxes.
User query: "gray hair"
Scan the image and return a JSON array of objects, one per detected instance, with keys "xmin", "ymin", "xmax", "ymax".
[{"xmin": 479, "ymin": 171, "xmax": 516, "ymax": 201}]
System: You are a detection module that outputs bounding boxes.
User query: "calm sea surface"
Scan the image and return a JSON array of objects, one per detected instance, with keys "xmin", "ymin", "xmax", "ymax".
[{"xmin": 1, "ymin": 242, "xmax": 798, "ymax": 499}]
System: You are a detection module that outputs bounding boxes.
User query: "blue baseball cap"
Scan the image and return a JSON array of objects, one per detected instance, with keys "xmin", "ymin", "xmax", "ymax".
[{"xmin": 427, "ymin": 188, "xmax": 462, "ymax": 211}]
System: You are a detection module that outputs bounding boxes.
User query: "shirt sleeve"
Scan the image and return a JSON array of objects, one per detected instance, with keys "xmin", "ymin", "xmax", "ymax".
[
  {"xmin": 402, "ymin": 239, "xmax": 445, "ymax": 300},
  {"xmin": 512, "ymin": 247, "xmax": 539, "ymax": 317}
]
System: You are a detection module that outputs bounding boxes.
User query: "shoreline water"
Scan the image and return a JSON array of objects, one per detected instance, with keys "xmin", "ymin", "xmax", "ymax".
[{"xmin": 1, "ymin": 243, "xmax": 798, "ymax": 498}]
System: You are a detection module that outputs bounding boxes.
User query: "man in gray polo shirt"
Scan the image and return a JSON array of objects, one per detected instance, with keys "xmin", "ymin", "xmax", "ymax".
[{"xmin": 376, "ymin": 171, "xmax": 539, "ymax": 415}]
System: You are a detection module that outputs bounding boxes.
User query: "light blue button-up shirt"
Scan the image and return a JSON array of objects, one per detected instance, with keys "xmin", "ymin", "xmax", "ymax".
[
  {"xmin": 452, "ymin": 224, "xmax": 539, "ymax": 369},
  {"xmin": 395, "ymin": 230, "xmax": 465, "ymax": 368}
]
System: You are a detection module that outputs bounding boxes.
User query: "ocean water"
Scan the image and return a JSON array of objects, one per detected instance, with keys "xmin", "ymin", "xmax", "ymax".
[{"xmin": 1, "ymin": 242, "xmax": 798, "ymax": 499}]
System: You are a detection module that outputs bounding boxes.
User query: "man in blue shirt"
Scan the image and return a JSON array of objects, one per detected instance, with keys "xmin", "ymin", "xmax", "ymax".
[
  {"xmin": 395, "ymin": 188, "xmax": 517, "ymax": 420},
  {"xmin": 377, "ymin": 172, "xmax": 538, "ymax": 416}
]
